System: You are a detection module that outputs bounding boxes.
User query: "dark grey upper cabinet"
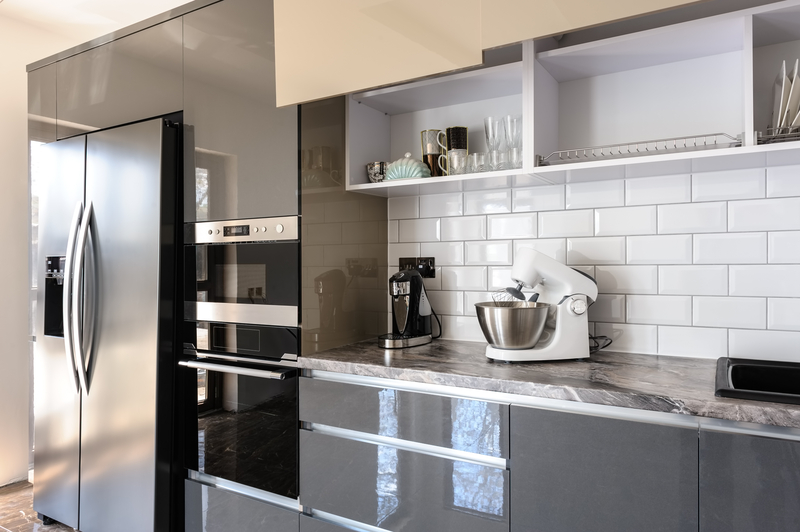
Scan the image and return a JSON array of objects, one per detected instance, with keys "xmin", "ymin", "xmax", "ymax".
[
  {"xmin": 28, "ymin": 63, "xmax": 57, "ymax": 143},
  {"xmin": 184, "ymin": 0, "xmax": 298, "ymax": 222},
  {"xmin": 56, "ymin": 19, "xmax": 182, "ymax": 140},
  {"xmin": 700, "ymin": 429, "xmax": 800, "ymax": 532},
  {"xmin": 510, "ymin": 405, "xmax": 698, "ymax": 532}
]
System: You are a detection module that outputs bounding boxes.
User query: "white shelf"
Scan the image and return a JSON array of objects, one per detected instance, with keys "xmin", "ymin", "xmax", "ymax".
[{"xmin": 351, "ymin": 62, "xmax": 523, "ymax": 116}]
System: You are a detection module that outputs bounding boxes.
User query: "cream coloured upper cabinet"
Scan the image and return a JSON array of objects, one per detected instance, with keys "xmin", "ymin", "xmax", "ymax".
[
  {"xmin": 481, "ymin": 0, "xmax": 704, "ymax": 49},
  {"xmin": 274, "ymin": 0, "xmax": 482, "ymax": 107}
]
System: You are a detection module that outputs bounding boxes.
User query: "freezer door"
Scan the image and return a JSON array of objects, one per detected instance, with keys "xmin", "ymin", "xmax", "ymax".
[
  {"xmin": 33, "ymin": 135, "xmax": 85, "ymax": 529},
  {"xmin": 78, "ymin": 118, "xmax": 176, "ymax": 532}
]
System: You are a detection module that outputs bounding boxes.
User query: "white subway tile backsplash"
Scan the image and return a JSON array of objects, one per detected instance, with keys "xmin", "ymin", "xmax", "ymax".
[
  {"xmin": 627, "ymin": 235, "xmax": 692, "ymax": 265},
  {"xmin": 441, "ymin": 216, "xmax": 486, "ymax": 241},
  {"xmin": 514, "ymin": 239, "xmax": 567, "ymax": 263},
  {"xmin": 399, "ymin": 218, "xmax": 440, "ymax": 242},
  {"xmin": 442, "ymin": 267, "xmax": 488, "ymax": 291},
  {"xmin": 388, "ymin": 196, "xmax": 419, "ymax": 220},
  {"xmin": 729, "ymin": 198, "xmax": 800, "ymax": 232},
  {"xmin": 658, "ymin": 202, "xmax": 727, "ymax": 234},
  {"xmin": 589, "ymin": 294, "xmax": 626, "ymax": 323},
  {"xmin": 693, "ymin": 297, "xmax": 766, "ymax": 329},
  {"xmin": 729, "ymin": 329, "xmax": 800, "ymax": 362},
  {"xmin": 427, "ymin": 290, "xmax": 463, "ymax": 316},
  {"xmin": 487, "ymin": 213, "xmax": 537, "ymax": 240},
  {"xmin": 658, "ymin": 326, "xmax": 727, "ymax": 359},
  {"xmin": 693, "ymin": 233, "xmax": 767, "ymax": 264},
  {"xmin": 488, "ymin": 267, "xmax": 513, "ymax": 291},
  {"xmin": 420, "ymin": 193, "xmax": 463, "ymax": 218},
  {"xmin": 595, "ymin": 323, "xmax": 658, "ymax": 354},
  {"xmin": 595, "ymin": 206, "xmax": 657, "ymax": 236},
  {"xmin": 659, "ymin": 265, "xmax": 728, "ymax": 296},
  {"xmin": 466, "ymin": 240, "xmax": 513, "ymax": 265},
  {"xmin": 625, "ymin": 174, "xmax": 691, "ymax": 206},
  {"xmin": 627, "ymin": 295, "xmax": 691, "ymax": 326},
  {"xmin": 420, "ymin": 242, "xmax": 464, "ymax": 266},
  {"xmin": 423, "ymin": 268, "xmax": 442, "ymax": 291},
  {"xmin": 596, "ymin": 266, "xmax": 658, "ymax": 294},
  {"xmin": 768, "ymin": 299, "xmax": 800, "ymax": 331},
  {"xmin": 539, "ymin": 210, "xmax": 594, "ymax": 238},
  {"xmin": 388, "ymin": 220, "xmax": 398, "ymax": 243},
  {"xmin": 766, "ymin": 165, "xmax": 800, "ymax": 198},
  {"xmin": 567, "ymin": 237, "xmax": 626, "ymax": 265},
  {"xmin": 465, "ymin": 292, "xmax": 494, "ymax": 316},
  {"xmin": 441, "ymin": 315, "xmax": 487, "ymax": 342},
  {"xmin": 730, "ymin": 265, "xmax": 800, "ymax": 297},
  {"xmin": 464, "ymin": 189, "xmax": 511, "ymax": 215},
  {"xmin": 692, "ymin": 168, "xmax": 765, "ymax": 202},
  {"xmin": 513, "ymin": 185, "xmax": 565, "ymax": 212},
  {"xmin": 566, "ymin": 180, "xmax": 625, "ymax": 209},
  {"xmin": 768, "ymin": 231, "xmax": 800, "ymax": 263}
]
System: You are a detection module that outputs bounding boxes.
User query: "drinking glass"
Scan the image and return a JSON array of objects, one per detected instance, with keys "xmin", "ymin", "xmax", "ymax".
[
  {"xmin": 440, "ymin": 148, "xmax": 467, "ymax": 175},
  {"xmin": 487, "ymin": 150, "xmax": 506, "ymax": 171},
  {"xmin": 504, "ymin": 115, "xmax": 523, "ymax": 169},
  {"xmin": 484, "ymin": 117, "xmax": 504, "ymax": 152},
  {"xmin": 467, "ymin": 152, "xmax": 486, "ymax": 173}
]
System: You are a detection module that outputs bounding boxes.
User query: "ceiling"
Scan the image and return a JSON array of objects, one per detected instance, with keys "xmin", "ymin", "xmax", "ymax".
[{"xmin": 0, "ymin": 0, "xmax": 193, "ymax": 44}]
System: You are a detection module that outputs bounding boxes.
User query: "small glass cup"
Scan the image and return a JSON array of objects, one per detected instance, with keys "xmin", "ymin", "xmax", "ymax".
[
  {"xmin": 447, "ymin": 149, "xmax": 468, "ymax": 175},
  {"xmin": 507, "ymin": 148, "xmax": 523, "ymax": 169},
  {"xmin": 487, "ymin": 150, "xmax": 506, "ymax": 171},
  {"xmin": 467, "ymin": 152, "xmax": 486, "ymax": 173}
]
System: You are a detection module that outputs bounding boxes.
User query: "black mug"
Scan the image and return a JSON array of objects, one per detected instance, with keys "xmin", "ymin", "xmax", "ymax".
[{"xmin": 437, "ymin": 126, "xmax": 468, "ymax": 153}]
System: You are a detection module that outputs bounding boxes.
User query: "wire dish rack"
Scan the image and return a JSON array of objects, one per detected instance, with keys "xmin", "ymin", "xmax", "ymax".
[
  {"xmin": 757, "ymin": 127, "xmax": 800, "ymax": 145},
  {"xmin": 536, "ymin": 133, "xmax": 741, "ymax": 166}
]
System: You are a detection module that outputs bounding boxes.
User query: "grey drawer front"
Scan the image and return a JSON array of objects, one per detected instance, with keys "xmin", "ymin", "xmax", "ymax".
[
  {"xmin": 300, "ymin": 377, "xmax": 508, "ymax": 458},
  {"xmin": 300, "ymin": 430, "xmax": 508, "ymax": 532},
  {"xmin": 300, "ymin": 514, "xmax": 352, "ymax": 532},
  {"xmin": 700, "ymin": 430, "xmax": 800, "ymax": 532},
  {"xmin": 185, "ymin": 480, "xmax": 299, "ymax": 532},
  {"xmin": 511, "ymin": 405, "xmax": 698, "ymax": 532}
]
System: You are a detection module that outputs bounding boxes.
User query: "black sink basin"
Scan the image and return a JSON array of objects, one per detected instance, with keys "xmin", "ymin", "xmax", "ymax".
[{"xmin": 716, "ymin": 358, "xmax": 800, "ymax": 405}]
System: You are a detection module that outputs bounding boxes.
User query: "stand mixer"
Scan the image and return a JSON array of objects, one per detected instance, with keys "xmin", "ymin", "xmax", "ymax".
[{"xmin": 479, "ymin": 248, "xmax": 598, "ymax": 362}]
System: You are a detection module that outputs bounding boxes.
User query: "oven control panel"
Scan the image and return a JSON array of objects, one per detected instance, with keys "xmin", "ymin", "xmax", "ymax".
[{"xmin": 188, "ymin": 216, "xmax": 298, "ymax": 244}]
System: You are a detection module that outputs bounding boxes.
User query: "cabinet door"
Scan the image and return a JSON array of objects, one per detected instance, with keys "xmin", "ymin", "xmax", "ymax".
[
  {"xmin": 185, "ymin": 480, "xmax": 299, "ymax": 532},
  {"xmin": 184, "ymin": 0, "xmax": 298, "ymax": 222},
  {"xmin": 510, "ymin": 405, "xmax": 698, "ymax": 532},
  {"xmin": 29, "ymin": 64, "xmax": 57, "ymax": 143},
  {"xmin": 700, "ymin": 429, "xmax": 800, "ymax": 532},
  {"xmin": 56, "ymin": 19, "xmax": 182, "ymax": 139},
  {"xmin": 481, "ymin": 0, "xmax": 702, "ymax": 49},
  {"xmin": 300, "ymin": 515, "xmax": 352, "ymax": 532},
  {"xmin": 300, "ymin": 430, "xmax": 509, "ymax": 532},
  {"xmin": 273, "ymin": 0, "xmax": 482, "ymax": 107}
]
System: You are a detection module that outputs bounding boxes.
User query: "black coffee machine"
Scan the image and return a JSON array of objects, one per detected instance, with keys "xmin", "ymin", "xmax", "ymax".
[{"xmin": 378, "ymin": 269, "xmax": 432, "ymax": 348}]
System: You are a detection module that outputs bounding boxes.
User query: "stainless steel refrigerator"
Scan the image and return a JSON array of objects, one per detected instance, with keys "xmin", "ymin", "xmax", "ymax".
[{"xmin": 33, "ymin": 115, "xmax": 181, "ymax": 532}]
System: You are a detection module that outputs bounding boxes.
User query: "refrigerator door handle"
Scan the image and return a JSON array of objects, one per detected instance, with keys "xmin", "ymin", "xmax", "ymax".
[
  {"xmin": 72, "ymin": 201, "xmax": 94, "ymax": 394},
  {"xmin": 63, "ymin": 202, "xmax": 83, "ymax": 394}
]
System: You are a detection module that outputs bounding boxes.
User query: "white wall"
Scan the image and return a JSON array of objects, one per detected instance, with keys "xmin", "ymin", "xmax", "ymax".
[
  {"xmin": 0, "ymin": 17, "xmax": 73, "ymax": 487},
  {"xmin": 389, "ymin": 167, "xmax": 800, "ymax": 361}
]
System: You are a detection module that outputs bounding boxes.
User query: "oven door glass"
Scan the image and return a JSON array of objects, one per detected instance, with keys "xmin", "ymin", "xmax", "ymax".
[{"xmin": 190, "ymin": 362, "xmax": 298, "ymax": 499}]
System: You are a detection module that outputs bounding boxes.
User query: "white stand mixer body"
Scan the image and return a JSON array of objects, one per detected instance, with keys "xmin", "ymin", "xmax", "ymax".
[{"xmin": 486, "ymin": 249, "xmax": 598, "ymax": 362}]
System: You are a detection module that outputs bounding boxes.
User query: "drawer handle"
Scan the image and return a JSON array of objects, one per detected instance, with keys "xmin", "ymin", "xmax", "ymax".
[{"xmin": 179, "ymin": 359, "xmax": 289, "ymax": 380}]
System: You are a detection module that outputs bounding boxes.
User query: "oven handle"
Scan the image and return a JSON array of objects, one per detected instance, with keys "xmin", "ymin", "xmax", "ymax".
[{"xmin": 179, "ymin": 359, "xmax": 290, "ymax": 380}]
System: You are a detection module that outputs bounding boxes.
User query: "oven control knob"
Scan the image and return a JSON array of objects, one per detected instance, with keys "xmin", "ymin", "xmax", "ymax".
[
  {"xmin": 262, "ymin": 226, "xmax": 267, "ymax": 232},
  {"xmin": 276, "ymin": 224, "xmax": 284, "ymax": 233},
  {"xmin": 216, "ymin": 229, "xmax": 220, "ymax": 235},
  {"xmin": 569, "ymin": 298, "xmax": 588, "ymax": 316},
  {"xmin": 207, "ymin": 229, "xmax": 213, "ymax": 235}
]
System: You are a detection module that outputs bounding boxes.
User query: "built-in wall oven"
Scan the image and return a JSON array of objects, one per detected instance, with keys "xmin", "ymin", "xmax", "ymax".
[{"xmin": 180, "ymin": 215, "xmax": 300, "ymax": 506}]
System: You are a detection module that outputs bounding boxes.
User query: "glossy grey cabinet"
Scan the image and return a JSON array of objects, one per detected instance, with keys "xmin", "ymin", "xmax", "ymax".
[
  {"xmin": 299, "ymin": 515, "xmax": 350, "ymax": 532},
  {"xmin": 184, "ymin": 0, "xmax": 298, "ymax": 222},
  {"xmin": 28, "ymin": 63, "xmax": 57, "ymax": 143},
  {"xmin": 299, "ymin": 377, "xmax": 509, "ymax": 457},
  {"xmin": 700, "ymin": 429, "xmax": 800, "ymax": 532},
  {"xmin": 510, "ymin": 405, "xmax": 698, "ymax": 532},
  {"xmin": 185, "ymin": 480, "xmax": 298, "ymax": 532},
  {"xmin": 56, "ymin": 19, "xmax": 182, "ymax": 140},
  {"xmin": 300, "ymin": 430, "xmax": 508, "ymax": 532}
]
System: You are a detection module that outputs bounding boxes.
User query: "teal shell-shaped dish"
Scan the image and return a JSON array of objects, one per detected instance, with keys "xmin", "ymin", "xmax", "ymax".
[{"xmin": 385, "ymin": 153, "xmax": 432, "ymax": 180}]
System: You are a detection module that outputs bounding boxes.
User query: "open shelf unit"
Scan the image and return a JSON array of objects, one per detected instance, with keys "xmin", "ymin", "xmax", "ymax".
[{"xmin": 344, "ymin": 0, "xmax": 800, "ymax": 198}]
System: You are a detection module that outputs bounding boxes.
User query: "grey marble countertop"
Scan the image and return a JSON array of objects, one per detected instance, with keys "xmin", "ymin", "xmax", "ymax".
[{"xmin": 298, "ymin": 339, "xmax": 800, "ymax": 429}]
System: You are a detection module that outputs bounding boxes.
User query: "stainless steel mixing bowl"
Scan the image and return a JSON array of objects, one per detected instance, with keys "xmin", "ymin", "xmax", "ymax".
[{"xmin": 475, "ymin": 301, "xmax": 551, "ymax": 349}]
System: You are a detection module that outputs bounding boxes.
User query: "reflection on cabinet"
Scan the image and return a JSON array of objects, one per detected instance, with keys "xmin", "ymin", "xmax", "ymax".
[
  {"xmin": 273, "ymin": 0, "xmax": 483, "ymax": 107},
  {"xmin": 56, "ymin": 19, "xmax": 183, "ymax": 140},
  {"xmin": 700, "ymin": 429, "xmax": 800, "ymax": 532},
  {"xmin": 28, "ymin": 63, "xmax": 57, "ymax": 143},
  {"xmin": 510, "ymin": 405, "xmax": 698, "ymax": 532},
  {"xmin": 184, "ymin": 0, "xmax": 298, "ymax": 222},
  {"xmin": 481, "ymin": 0, "xmax": 702, "ymax": 49},
  {"xmin": 300, "ymin": 514, "xmax": 351, "ymax": 532},
  {"xmin": 184, "ymin": 480, "xmax": 299, "ymax": 532}
]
